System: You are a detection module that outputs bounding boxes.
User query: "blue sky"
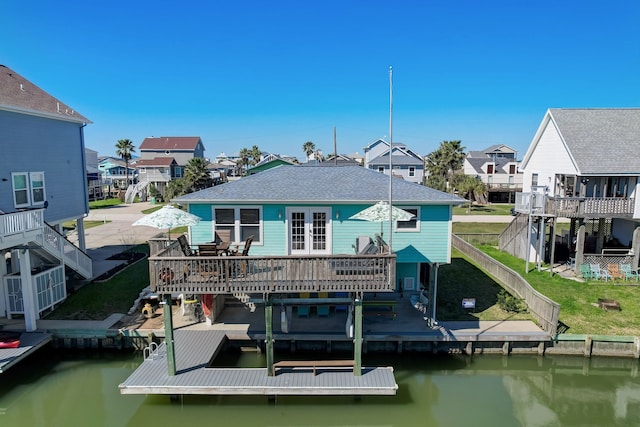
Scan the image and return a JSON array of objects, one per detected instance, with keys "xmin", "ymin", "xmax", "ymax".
[{"xmin": 2, "ymin": 0, "xmax": 639, "ymax": 160}]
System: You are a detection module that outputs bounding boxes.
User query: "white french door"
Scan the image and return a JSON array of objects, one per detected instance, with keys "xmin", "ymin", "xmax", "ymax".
[{"xmin": 287, "ymin": 208, "xmax": 332, "ymax": 255}]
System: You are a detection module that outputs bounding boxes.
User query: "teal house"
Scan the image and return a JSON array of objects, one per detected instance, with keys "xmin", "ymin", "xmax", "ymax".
[{"xmin": 174, "ymin": 164, "xmax": 464, "ymax": 303}]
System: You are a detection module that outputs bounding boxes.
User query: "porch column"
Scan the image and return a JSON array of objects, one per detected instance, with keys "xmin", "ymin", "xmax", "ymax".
[
  {"xmin": 76, "ymin": 218, "xmax": 87, "ymax": 252},
  {"xmin": 18, "ymin": 249, "xmax": 38, "ymax": 332},
  {"xmin": 427, "ymin": 263, "xmax": 439, "ymax": 326},
  {"xmin": 632, "ymin": 228, "xmax": 640, "ymax": 269},
  {"xmin": 354, "ymin": 297, "xmax": 363, "ymax": 376},
  {"xmin": 265, "ymin": 296, "xmax": 274, "ymax": 376},
  {"xmin": 575, "ymin": 225, "xmax": 586, "ymax": 269},
  {"xmin": 163, "ymin": 293, "xmax": 177, "ymax": 376}
]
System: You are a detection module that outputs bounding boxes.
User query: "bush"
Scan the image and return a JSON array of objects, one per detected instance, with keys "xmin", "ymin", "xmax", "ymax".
[{"xmin": 497, "ymin": 289, "xmax": 527, "ymax": 313}]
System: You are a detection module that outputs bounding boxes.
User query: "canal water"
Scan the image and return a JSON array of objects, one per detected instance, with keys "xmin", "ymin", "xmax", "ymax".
[{"xmin": 1, "ymin": 348, "xmax": 639, "ymax": 427}]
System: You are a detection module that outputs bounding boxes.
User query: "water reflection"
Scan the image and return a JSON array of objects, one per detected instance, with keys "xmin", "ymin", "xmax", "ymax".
[{"xmin": 0, "ymin": 349, "xmax": 639, "ymax": 427}]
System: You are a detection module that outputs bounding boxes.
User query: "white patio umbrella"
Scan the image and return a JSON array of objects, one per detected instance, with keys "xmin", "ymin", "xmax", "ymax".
[
  {"xmin": 349, "ymin": 201, "xmax": 415, "ymax": 240},
  {"xmin": 132, "ymin": 205, "xmax": 201, "ymax": 240}
]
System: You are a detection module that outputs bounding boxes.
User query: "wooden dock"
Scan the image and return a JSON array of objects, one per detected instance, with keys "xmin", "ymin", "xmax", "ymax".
[
  {"xmin": 119, "ymin": 329, "xmax": 398, "ymax": 396},
  {"xmin": 0, "ymin": 332, "xmax": 52, "ymax": 373}
]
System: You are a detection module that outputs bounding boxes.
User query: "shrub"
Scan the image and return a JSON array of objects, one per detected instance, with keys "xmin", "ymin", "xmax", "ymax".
[{"xmin": 497, "ymin": 289, "xmax": 527, "ymax": 313}]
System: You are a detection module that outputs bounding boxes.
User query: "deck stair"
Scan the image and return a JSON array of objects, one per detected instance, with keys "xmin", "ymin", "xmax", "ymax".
[
  {"xmin": 35, "ymin": 223, "xmax": 92, "ymax": 279},
  {"xmin": 227, "ymin": 292, "xmax": 256, "ymax": 312},
  {"xmin": 498, "ymin": 214, "xmax": 529, "ymax": 259}
]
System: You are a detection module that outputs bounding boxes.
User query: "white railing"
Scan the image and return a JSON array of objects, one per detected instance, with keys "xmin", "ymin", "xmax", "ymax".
[
  {"xmin": 3, "ymin": 265, "xmax": 66, "ymax": 317},
  {"xmin": 0, "ymin": 209, "xmax": 44, "ymax": 249},
  {"xmin": 37, "ymin": 224, "xmax": 93, "ymax": 279}
]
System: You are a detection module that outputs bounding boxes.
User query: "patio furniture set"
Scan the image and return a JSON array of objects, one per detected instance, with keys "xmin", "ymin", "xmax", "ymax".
[{"xmin": 579, "ymin": 263, "xmax": 639, "ymax": 282}]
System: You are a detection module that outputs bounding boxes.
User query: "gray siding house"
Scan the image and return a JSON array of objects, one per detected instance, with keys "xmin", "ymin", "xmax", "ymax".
[{"xmin": 0, "ymin": 65, "xmax": 93, "ymax": 330}]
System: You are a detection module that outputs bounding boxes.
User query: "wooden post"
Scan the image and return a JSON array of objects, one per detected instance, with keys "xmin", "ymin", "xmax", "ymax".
[
  {"xmin": 265, "ymin": 297, "xmax": 274, "ymax": 376},
  {"xmin": 163, "ymin": 294, "xmax": 176, "ymax": 376},
  {"xmin": 354, "ymin": 298, "xmax": 363, "ymax": 376}
]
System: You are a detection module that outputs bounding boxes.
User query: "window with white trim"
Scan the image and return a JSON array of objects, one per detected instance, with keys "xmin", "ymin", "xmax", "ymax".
[
  {"xmin": 378, "ymin": 166, "xmax": 385, "ymax": 173},
  {"xmin": 409, "ymin": 167, "xmax": 415, "ymax": 177},
  {"xmin": 12, "ymin": 172, "xmax": 46, "ymax": 208},
  {"xmin": 214, "ymin": 206, "xmax": 262, "ymax": 244},
  {"xmin": 395, "ymin": 207, "xmax": 420, "ymax": 232}
]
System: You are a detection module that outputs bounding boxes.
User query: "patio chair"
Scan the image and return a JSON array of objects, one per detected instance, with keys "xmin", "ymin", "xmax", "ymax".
[
  {"xmin": 177, "ymin": 234, "xmax": 196, "ymax": 257},
  {"xmin": 590, "ymin": 264, "xmax": 612, "ymax": 281},
  {"xmin": 620, "ymin": 263, "xmax": 639, "ymax": 281},
  {"xmin": 229, "ymin": 235, "xmax": 254, "ymax": 275},
  {"xmin": 579, "ymin": 264, "xmax": 592, "ymax": 279},
  {"xmin": 607, "ymin": 263, "xmax": 624, "ymax": 280},
  {"xmin": 213, "ymin": 229, "xmax": 233, "ymax": 255}
]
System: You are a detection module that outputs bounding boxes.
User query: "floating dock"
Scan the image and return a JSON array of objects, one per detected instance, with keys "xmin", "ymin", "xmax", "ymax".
[
  {"xmin": 0, "ymin": 332, "xmax": 52, "ymax": 373},
  {"xmin": 119, "ymin": 329, "xmax": 398, "ymax": 396}
]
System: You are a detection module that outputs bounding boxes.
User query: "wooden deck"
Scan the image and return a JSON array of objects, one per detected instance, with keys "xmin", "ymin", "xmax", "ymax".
[
  {"xmin": 0, "ymin": 332, "xmax": 52, "ymax": 373},
  {"xmin": 148, "ymin": 242, "xmax": 396, "ymax": 295},
  {"xmin": 119, "ymin": 329, "xmax": 398, "ymax": 396}
]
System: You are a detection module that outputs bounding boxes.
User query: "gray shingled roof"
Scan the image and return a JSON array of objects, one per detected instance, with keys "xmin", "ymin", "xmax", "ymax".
[
  {"xmin": 175, "ymin": 165, "xmax": 465, "ymax": 204},
  {"xmin": 549, "ymin": 108, "xmax": 640, "ymax": 174},
  {"xmin": 0, "ymin": 65, "xmax": 91, "ymax": 123}
]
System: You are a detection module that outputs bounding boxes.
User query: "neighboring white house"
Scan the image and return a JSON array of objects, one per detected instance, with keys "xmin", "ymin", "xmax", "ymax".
[
  {"xmin": 463, "ymin": 144, "xmax": 523, "ymax": 203},
  {"xmin": 504, "ymin": 108, "xmax": 640, "ymax": 270}
]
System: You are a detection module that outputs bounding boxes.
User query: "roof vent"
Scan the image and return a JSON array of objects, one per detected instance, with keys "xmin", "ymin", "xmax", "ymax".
[{"xmin": 19, "ymin": 83, "xmax": 25, "ymax": 91}]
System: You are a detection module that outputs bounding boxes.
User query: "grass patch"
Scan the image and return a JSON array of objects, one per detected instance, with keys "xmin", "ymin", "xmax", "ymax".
[
  {"xmin": 88, "ymin": 198, "xmax": 122, "ymax": 209},
  {"xmin": 452, "ymin": 222, "xmax": 508, "ymax": 234},
  {"xmin": 437, "ymin": 249, "xmax": 533, "ymax": 322},
  {"xmin": 475, "ymin": 245, "xmax": 640, "ymax": 335},
  {"xmin": 62, "ymin": 220, "xmax": 110, "ymax": 232},
  {"xmin": 453, "ymin": 203, "xmax": 514, "ymax": 216},
  {"xmin": 46, "ymin": 245, "xmax": 150, "ymax": 320}
]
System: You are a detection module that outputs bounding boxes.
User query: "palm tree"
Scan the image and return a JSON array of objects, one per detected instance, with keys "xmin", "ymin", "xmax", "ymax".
[
  {"xmin": 302, "ymin": 141, "xmax": 316, "ymax": 161},
  {"xmin": 115, "ymin": 139, "xmax": 136, "ymax": 188},
  {"xmin": 184, "ymin": 157, "xmax": 212, "ymax": 191},
  {"xmin": 452, "ymin": 174, "xmax": 487, "ymax": 213},
  {"xmin": 237, "ymin": 148, "xmax": 250, "ymax": 175},
  {"xmin": 249, "ymin": 145, "xmax": 262, "ymax": 166},
  {"xmin": 424, "ymin": 140, "xmax": 466, "ymax": 190},
  {"xmin": 165, "ymin": 178, "xmax": 188, "ymax": 200}
]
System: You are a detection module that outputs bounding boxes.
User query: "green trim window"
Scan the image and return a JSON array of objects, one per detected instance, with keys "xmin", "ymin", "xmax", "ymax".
[
  {"xmin": 213, "ymin": 206, "xmax": 262, "ymax": 244},
  {"xmin": 12, "ymin": 172, "xmax": 46, "ymax": 208}
]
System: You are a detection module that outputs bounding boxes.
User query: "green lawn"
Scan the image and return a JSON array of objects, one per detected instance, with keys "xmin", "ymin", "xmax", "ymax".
[
  {"xmin": 46, "ymin": 245, "xmax": 150, "ymax": 320},
  {"xmin": 474, "ymin": 246, "xmax": 640, "ymax": 336},
  {"xmin": 88, "ymin": 198, "xmax": 122, "ymax": 209},
  {"xmin": 453, "ymin": 203, "xmax": 514, "ymax": 216}
]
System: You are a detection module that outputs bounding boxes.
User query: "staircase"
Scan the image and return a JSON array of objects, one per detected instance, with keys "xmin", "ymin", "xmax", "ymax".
[
  {"xmin": 498, "ymin": 214, "xmax": 529, "ymax": 260},
  {"xmin": 35, "ymin": 223, "xmax": 92, "ymax": 279},
  {"xmin": 125, "ymin": 181, "xmax": 150, "ymax": 204}
]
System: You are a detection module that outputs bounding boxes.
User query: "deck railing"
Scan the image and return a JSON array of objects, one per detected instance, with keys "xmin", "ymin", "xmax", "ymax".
[
  {"xmin": 148, "ymin": 242, "xmax": 396, "ymax": 295},
  {"xmin": 0, "ymin": 209, "xmax": 44, "ymax": 249},
  {"xmin": 36, "ymin": 224, "xmax": 93, "ymax": 279},
  {"xmin": 516, "ymin": 193, "xmax": 636, "ymax": 218}
]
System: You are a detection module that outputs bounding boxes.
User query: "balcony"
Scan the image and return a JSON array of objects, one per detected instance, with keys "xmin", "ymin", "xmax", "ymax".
[
  {"xmin": 149, "ymin": 241, "xmax": 396, "ymax": 295},
  {"xmin": 515, "ymin": 193, "xmax": 636, "ymax": 219},
  {"xmin": 0, "ymin": 209, "xmax": 44, "ymax": 250}
]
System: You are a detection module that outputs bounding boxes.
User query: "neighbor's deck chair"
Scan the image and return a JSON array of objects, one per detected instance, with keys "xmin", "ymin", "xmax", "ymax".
[
  {"xmin": 590, "ymin": 264, "xmax": 611, "ymax": 281},
  {"xmin": 579, "ymin": 264, "xmax": 592, "ymax": 279},
  {"xmin": 620, "ymin": 263, "xmax": 639, "ymax": 281},
  {"xmin": 607, "ymin": 263, "xmax": 624, "ymax": 280},
  {"xmin": 297, "ymin": 292, "xmax": 310, "ymax": 317}
]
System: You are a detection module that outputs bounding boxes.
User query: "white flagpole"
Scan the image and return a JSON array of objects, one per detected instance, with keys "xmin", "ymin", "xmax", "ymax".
[{"xmin": 388, "ymin": 66, "xmax": 393, "ymax": 255}]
